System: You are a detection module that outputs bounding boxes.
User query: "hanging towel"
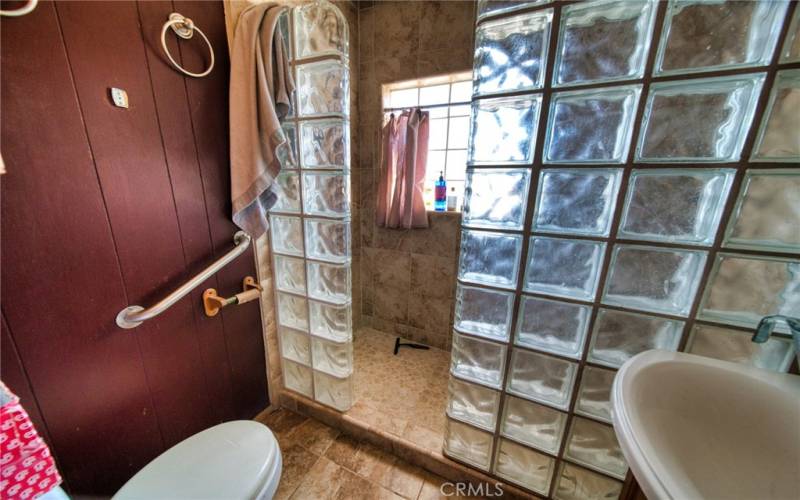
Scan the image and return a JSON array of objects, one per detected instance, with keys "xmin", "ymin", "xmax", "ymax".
[
  {"xmin": 376, "ymin": 109, "xmax": 430, "ymax": 229},
  {"xmin": 229, "ymin": 2, "xmax": 295, "ymax": 237}
]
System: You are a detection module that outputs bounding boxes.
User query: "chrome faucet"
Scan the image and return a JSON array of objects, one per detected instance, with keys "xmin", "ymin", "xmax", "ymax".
[{"xmin": 752, "ymin": 315, "xmax": 800, "ymax": 360}]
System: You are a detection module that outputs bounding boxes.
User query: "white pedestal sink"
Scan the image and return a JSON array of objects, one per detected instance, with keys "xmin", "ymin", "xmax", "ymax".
[{"xmin": 612, "ymin": 350, "xmax": 800, "ymax": 500}]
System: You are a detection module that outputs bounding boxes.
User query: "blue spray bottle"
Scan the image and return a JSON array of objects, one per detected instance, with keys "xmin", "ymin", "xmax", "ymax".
[{"xmin": 434, "ymin": 171, "xmax": 446, "ymax": 212}]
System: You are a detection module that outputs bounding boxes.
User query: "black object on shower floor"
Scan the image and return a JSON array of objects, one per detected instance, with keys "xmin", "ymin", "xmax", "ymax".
[{"xmin": 393, "ymin": 337, "xmax": 430, "ymax": 355}]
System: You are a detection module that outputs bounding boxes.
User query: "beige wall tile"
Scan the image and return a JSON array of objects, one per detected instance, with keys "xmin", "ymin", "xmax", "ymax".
[
  {"xmin": 372, "ymin": 248, "xmax": 411, "ymax": 288},
  {"xmin": 410, "ymin": 253, "xmax": 457, "ymax": 299},
  {"xmin": 408, "ymin": 295, "xmax": 453, "ymax": 335},
  {"xmin": 419, "ymin": 1, "xmax": 476, "ymax": 52},
  {"xmin": 373, "ymin": 284, "xmax": 409, "ymax": 324}
]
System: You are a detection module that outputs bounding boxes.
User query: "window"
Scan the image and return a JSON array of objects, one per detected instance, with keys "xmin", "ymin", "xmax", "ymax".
[{"xmin": 383, "ymin": 73, "xmax": 472, "ymax": 210}]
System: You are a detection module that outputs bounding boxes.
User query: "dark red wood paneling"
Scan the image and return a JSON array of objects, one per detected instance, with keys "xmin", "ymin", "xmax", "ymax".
[
  {"xmin": 0, "ymin": 1, "xmax": 164, "ymax": 493},
  {"xmin": 54, "ymin": 0, "xmax": 219, "ymax": 448},
  {"xmin": 175, "ymin": 0, "xmax": 269, "ymax": 419},
  {"xmin": 1, "ymin": 0, "xmax": 268, "ymax": 494},
  {"xmin": 136, "ymin": 0, "xmax": 237, "ymax": 423}
]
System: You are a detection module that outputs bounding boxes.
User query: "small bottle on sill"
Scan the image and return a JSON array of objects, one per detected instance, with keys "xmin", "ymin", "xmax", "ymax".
[
  {"xmin": 434, "ymin": 172, "xmax": 446, "ymax": 212},
  {"xmin": 446, "ymin": 186, "xmax": 458, "ymax": 212}
]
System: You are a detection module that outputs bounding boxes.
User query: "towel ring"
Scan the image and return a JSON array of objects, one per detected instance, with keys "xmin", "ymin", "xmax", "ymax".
[
  {"xmin": 0, "ymin": 0, "xmax": 38, "ymax": 17},
  {"xmin": 160, "ymin": 12, "xmax": 214, "ymax": 78}
]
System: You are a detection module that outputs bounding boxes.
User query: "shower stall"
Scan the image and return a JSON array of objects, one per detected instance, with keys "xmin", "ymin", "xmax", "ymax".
[{"xmin": 265, "ymin": 0, "xmax": 799, "ymax": 498}]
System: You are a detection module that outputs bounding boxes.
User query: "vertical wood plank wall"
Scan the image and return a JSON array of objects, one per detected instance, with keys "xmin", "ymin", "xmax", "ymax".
[{"xmin": 0, "ymin": 1, "xmax": 268, "ymax": 494}]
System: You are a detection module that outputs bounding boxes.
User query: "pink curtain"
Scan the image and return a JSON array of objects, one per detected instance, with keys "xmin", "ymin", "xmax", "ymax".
[{"xmin": 376, "ymin": 109, "xmax": 429, "ymax": 229}]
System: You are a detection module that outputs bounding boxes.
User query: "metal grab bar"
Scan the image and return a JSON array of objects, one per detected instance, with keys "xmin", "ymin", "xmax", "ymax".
[{"xmin": 116, "ymin": 231, "xmax": 252, "ymax": 329}]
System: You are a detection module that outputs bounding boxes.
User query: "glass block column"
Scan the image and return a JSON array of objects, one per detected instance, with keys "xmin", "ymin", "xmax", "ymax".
[
  {"xmin": 269, "ymin": 0, "xmax": 353, "ymax": 412},
  {"xmin": 447, "ymin": 1, "xmax": 798, "ymax": 498}
]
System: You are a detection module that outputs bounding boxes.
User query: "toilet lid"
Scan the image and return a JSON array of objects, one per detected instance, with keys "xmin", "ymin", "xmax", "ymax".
[{"xmin": 114, "ymin": 421, "xmax": 279, "ymax": 500}]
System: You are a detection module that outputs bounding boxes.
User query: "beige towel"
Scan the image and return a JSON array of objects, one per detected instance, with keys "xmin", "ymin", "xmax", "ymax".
[{"xmin": 229, "ymin": 2, "xmax": 295, "ymax": 237}]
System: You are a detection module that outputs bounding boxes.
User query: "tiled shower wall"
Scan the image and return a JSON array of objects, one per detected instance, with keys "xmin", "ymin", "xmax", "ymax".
[
  {"xmin": 444, "ymin": 0, "xmax": 799, "ymax": 498},
  {"xmin": 355, "ymin": 1, "xmax": 477, "ymax": 350}
]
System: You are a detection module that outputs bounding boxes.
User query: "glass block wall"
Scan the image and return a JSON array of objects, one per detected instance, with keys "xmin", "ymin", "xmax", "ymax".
[
  {"xmin": 269, "ymin": 0, "xmax": 354, "ymax": 412},
  {"xmin": 445, "ymin": 0, "xmax": 799, "ymax": 497}
]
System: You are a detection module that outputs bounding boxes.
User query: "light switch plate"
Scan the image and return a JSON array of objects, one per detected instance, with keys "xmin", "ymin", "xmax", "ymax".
[{"xmin": 110, "ymin": 87, "xmax": 129, "ymax": 109}]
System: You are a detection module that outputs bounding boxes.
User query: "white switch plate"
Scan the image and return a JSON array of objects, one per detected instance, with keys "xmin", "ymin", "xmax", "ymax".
[{"xmin": 110, "ymin": 88, "xmax": 129, "ymax": 109}]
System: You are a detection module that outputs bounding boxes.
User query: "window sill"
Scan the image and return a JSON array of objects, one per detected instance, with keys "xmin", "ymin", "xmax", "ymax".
[{"xmin": 427, "ymin": 209, "xmax": 462, "ymax": 217}]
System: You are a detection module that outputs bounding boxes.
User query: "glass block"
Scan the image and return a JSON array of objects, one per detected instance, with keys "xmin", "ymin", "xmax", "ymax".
[
  {"xmin": 635, "ymin": 74, "xmax": 765, "ymax": 162},
  {"xmin": 619, "ymin": 169, "xmax": 735, "ymax": 246},
  {"xmin": 553, "ymin": 461, "xmax": 623, "ymax": 500},
  {"xmin": 477, "ymin": 0, "xmax": 548, "ymax": 20},
  {"xmin": 454, "ymin": 283, "xmax": 514, "ymax": 342},
  {"xmin": 448, "ymin": 117, "xmax": 470, "ymax": 149},
  {"xmin": 276, "ymin": 10, "xmax": 291, "ymax": 57},
  {"xmin": 588, "ymin": 308, "xmax": 684, "ymax": 368},
  {"xmin": 688, "ymin": 323, "xmax": 795, "ymax": 373},
  {"xmin": 575, "ymin": 366, "xmax": 616, "ymax": 423},
  {"xmin": 506, "ymin": 349, "xmax": 578, "ymax": 410},
  {"xmin": 419, "ymin": 84, "xmax": 449, "ymax": 106},
  {"xmin": 270, "ymin": 171, "xmax": 301, "ymax": 213},
  {"xmin": 698, "ymin": 254, "xmax": 800, "ymax": 331},
  {"xmin": 603, "ymin": 244, "xmax": 707, "ymax": 316},
  {"xmin": 446, "ymin": 377, "xmax": 501, "ymax": 431},
  {"xmin": 533, "ymin": 169, "xmax": 622, "ymax": 236},
  {"xmin": 299, "ymin": 119, "xmax": 349, "ymax": 169},
  {"xmin": 724, "ymin": 169, "xmax": 800, "ymax": 253},
  {"xmin": 554, "ymin": 0, "xmax": 656, "ymax": 87},
  {"xmin": 501, "ymin": 396, "xmax": 567, "ymax": 455},
  {"xmin": 296, "ymin": 60, "xmax": 349, "ymax": 117},
  {"xmin": 283, "ymin": 358, "xmax": 313, "ymax": 397},
  {"xmin": 781, "ymin": 8, "xmax": 800, "ymax": 63},
  {"xmin": 462, "ymin": 168, "xmax": 530, "ymax": 230},
  {"xmin": 279, "ymin": 326, "xmax": 311, "ymax": 366},
  {"xmin": 277, "ymin": 124, "xmax": 298, "ymax": 169},
  {"xmin": 458, "ymin": 229, "xmax": 522, "ymax": 290},
  {"xmin": 516, "ymin": 295, "xmax": 591, "ymax": 359},
  {"xmin": 390, "ymin": 88, "xmax": 418, "ymax": 108},
  {"xmin": 473, "ymin": 10, "xmax": 552, "ymax": 96},
  {"xmin": 565, "ymin": 417, "xmax": 627, "ymax": 480},
  {"xmin": 306, "ymin": 260, "xmax": 350, "ymax": 305},
  {"xmin": 293, "ymin": 0, "xmax": 348, "ymax": 58},
  {"xmin": 523, "ymin": 237, "xmax": 606, "ymax": 302},
  {"xmin": 311, "ymin": 336, "xmax": 352, "ymax": 378},
  {"xmin": 494, "ymin": 439, "xmax": 555, "ymax": 495},
  {"xmin": 451, "ymin": 332, "xmax": 507, "ymax": 389},
  {"xmin": 751, "ymin": 70, "xmax": 800, "ymax": 162},
  {"xmin": 655, "ymin": 0, "xmax": 789, "ymax": 75},
  {"xmin": 274, "ymin": 254, "xmax": 306, "ymax": 295},
  {"xmin": 469, "ymin": 95, "xmax": 542, "ymax": 165},
  {"xmin": 444, "ymin": 418, "xmax": 494, "ymax": 470},
  {"xmin": 277, "ymin": 292, "xmax": 309, "ymax": 332},
  {"xmin": 302, "ymin": 172, "xmax": 350, "ymax": 217},
  {"xmin": 270, "ymin": 215, "xmax": 304, "ymax": 256},
  {"xmin": 309, "ymin": 300, "xmax": 351, "ymax": 343},
  {"xmin": 313, "ymin": 370, "xmax": 352, "ymax": 412},
  {"xmin": 545, "ymin": 87, "xmax": 640, "ymax": 164},
  {"xmin": 304, "ymin": 218, "xmax": 350, "ymax": 263}
]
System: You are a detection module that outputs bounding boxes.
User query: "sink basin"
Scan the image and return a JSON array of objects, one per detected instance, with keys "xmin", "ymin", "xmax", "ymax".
[{"xmin": 612, "ymin": 350, "xmax": 800, "ymax": 500}]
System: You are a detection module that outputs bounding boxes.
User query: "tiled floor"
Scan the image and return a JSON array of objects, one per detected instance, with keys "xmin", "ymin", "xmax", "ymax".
[
  {"xmin": 256, "ymin": 408, "xmax": 462, "ymax": 500},
  {"xmin": 350, "ymin": 328, "xmax": 450, "ymax": 453}
]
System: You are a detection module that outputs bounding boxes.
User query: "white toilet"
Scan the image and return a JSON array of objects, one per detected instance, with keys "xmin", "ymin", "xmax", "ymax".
[{"xmin": 113, "ymin": 421, "xmax": 282, "ymax": 499}]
